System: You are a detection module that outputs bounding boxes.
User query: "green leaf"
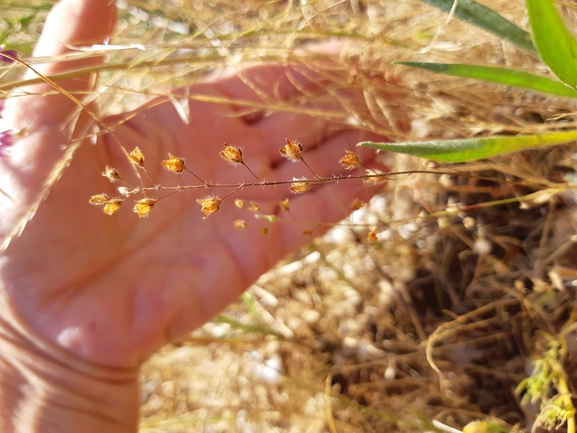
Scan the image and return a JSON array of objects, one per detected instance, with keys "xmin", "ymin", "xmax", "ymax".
[
  {"xmin": 359, "ymin": 130, "xmax": 577, "ymax": 162},
  {"xmin": 397, "ymin": 62, "xmax": 577, "ymax": 98},
  {"xmin": 421, "ymin": 0, "xmax": 536, "ymax": 54},
  {"xmin": 526, "ymin": 0, "xmax": 577, "ymax": 89}
]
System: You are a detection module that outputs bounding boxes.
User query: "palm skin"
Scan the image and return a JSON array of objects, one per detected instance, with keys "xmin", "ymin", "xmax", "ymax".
[{"xmin": 0, "ymin": 0, "xmax": 382, "ymax": 370}]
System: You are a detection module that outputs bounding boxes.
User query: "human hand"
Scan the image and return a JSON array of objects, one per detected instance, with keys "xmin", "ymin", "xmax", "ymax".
[{"xmin": 0, "ymin": 0, "xmax": 389, "ymax": 431}]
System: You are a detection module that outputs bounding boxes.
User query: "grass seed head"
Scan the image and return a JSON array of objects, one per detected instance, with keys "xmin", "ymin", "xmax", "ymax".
[
  {"xmin": 220, "ymin": 144, "xmax": 244, "ymax": 166},
  {"xmin": 289, "ymin": 177, "xmax": 311, "ymax": 194},
  {"xmin": 128, "ymin": 147, "xmax": 146, "ymax": 168},
  {"xmin": 102, "ymin": 166, "xmax": 122, "ymax": 183},
  {"xmin": 162, "ymin": 153, "xmax": 186, "ymax": 173},
  {"xmin": 103, "ymin": 198, "xmax": 123, "ymax": 215},
  {"xmin": 133, "ymin": 197, "xmax": 157, "ymax": 217},
  {"xmin": 258, "ymin": 226, "xmax": 269, "ymax": 235},
  {"xmin": 339, "ymin": 150, "xmax": 360, "ymax": 170},
  {"xmin": 279, "ymin": 138, "xmax": 304, "ymax": 162},
  {"xmin": 197, "ymin": 196, "xmax": 222, "ymax": 218},
  {"xmin": 235, "ymin": 199, "xmax": 245, "ymax": 209}
]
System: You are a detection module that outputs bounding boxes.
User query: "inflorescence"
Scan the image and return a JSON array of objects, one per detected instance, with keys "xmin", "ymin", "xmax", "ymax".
[{"xmin": 90, "ymin": 138, "xmax": 387, "ymax": 225}]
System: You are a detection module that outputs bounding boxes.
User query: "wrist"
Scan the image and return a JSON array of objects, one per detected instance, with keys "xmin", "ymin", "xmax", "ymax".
[{"xmin": 0, "ymin": 318, "xmax": 139, "ymax": 433}]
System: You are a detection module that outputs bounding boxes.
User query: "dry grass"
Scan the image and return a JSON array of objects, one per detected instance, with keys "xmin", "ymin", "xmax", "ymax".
[{"xmin": 3, "ymin": 0, "xmax": 577, "ymax": 432}]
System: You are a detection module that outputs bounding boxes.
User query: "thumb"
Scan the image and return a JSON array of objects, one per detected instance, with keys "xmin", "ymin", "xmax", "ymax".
[{"xmin": 0, "ymin": 0, "xmax": 116, "ymax": 248}]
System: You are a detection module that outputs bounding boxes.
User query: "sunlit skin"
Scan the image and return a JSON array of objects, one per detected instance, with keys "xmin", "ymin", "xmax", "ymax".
[{"xmin": 0, "ymin": 0, "xmax": 387, "ymax": 431}]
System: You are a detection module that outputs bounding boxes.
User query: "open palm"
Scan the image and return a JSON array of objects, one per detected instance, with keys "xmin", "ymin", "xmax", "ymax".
[{"xmin": 0, "ymin": 0, "xmax": 381, "ymax": 369}]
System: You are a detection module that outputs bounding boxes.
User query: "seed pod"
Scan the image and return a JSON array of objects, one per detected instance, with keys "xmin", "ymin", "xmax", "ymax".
[
  {"xmin": 128, "ymin": 147, "xmax": 146, "ymax": 168},
  {"xmin": 279, "ymin": 198, "xmax": 290, "ymax": 212},
  {"xmin": 102, "ymin": 166, "xmax": 122, "ymax": 183},
  {"xmin": 364, "ymin": 169, "xmax": 387, "ymax": 184},
  {"xmin": 247, "ymin": 201, "xmax": 260, "ymax": 212},
  {"xmin": 279, "ymin": 138, "xmax": 304, "ymax": 162},
  {"xmin": 220, "ymin": 144, "xmax": 244, "ymax": 166},
  {"xmin": 197, "ymin": 196, "xmax": 222, "ymax": 218},
  {"xmin": 89, "ymin": 193, "xmax": 111, "ymax": 206},
  {"xmin": 133, "ymin": 197, "xmax": 157, "ymax": 217},
  {"xmin": 367, "ymin": 227, "xmax": 378, "ymax": 243},
  {"xmin": 162, "ymin": 153, "xmax": 186, "ymax": 173},
  {"xmin": 233, "ymin": 219, "xmax": 247, "ymax": 229},
  {"xmin": 350, "ymin": 198, "xmax": 365, "ymax": 211},
  {"xmin": 257, "ymin": 227, "xmax": 269, "ymax": 235},
  {"xmin": 339, "ymin": 150, "xmax": 360, "ymax": 170},
  {"xmin": 289, "ymin": 177, "xmax": 311, "ymax": 194},
  {"xmin": 103, "ymin": 199, "xmax": 123, "ymax": 215}
]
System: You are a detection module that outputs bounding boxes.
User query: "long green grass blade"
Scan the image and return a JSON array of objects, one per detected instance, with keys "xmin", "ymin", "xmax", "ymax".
[
  {"xmin": 421, "ymin": 0, "xmax": 536, "ymax": 54},
  {"xmin": 359, "ymin": 131, "xmax": 577, "ymax": 162},
  {"xmin": 397, "ymin": 62, "xmax": 577, "ymax": 98},
  {"xmin": 526, "ymin": 0, "xmax": 577, "ymax": 89}
]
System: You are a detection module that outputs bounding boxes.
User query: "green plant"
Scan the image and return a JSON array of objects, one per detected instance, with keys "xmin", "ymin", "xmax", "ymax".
[{"xmin": 360, "ymin": 0, "xmax": 577, "ymax": 163}]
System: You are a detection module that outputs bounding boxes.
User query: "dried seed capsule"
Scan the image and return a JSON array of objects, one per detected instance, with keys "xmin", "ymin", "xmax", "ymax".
[
  {"xmin": 367, "ymin": 227, "xmax": 378, "ymax": 243},
  {"xmin": 289, "ymin": 177, "xmax": 311, "ymax": 194},
  {"xmin": 103, "ymin": 198, "xmax": 123, "ymax": 215},
  {"xmin": 350, "ymin": 198, "xmax": 365, "ymax": 211},
  {"xmin": 128, "ymin": 147, "xmax": 146, "ymax": 168},
  {"xmin": 279, "ymin": 198, "xmax": 290, "ymax": 211},
  {"xmin": 257, "ymin": 227, "xmax": 269, "ymax": 235},
  {"xmin": 162, "ymin": 153, "xmax": 186, "ymax": 173},
  {"xmin": 102, "ymin": 166, "xmax": 122, "ymax": 183},
  {"xmin": 197, "ymin": 196, "xmax": 222, "ymax": 218},
  {"xmin": 89, "ymin": 193, "xmax": 111, "ymax": 206},
  {"xmin": 233, "ymin": 219, "xmax": 247, "ymax": 229},
  {"xmin": 133, "ymin": 197, "xmax": 157, "ymax": 217},
  {"xmin": 339, "ymin": 150, "xmax": 360, "ymax": 170},
  {"xmin": 247, "ymin": 201, "xmax": 260, "ymax": 212},
  {"xmin": 363, "ymin": 169, "xmax": 387, "ymax": 184},
  {"xmin": 279, "ymin": 138, "xmax": 304, "ymax": 162},
  {"xmin": 220, "ymin": 144, "xmax": 244, "ymax": 166}
]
